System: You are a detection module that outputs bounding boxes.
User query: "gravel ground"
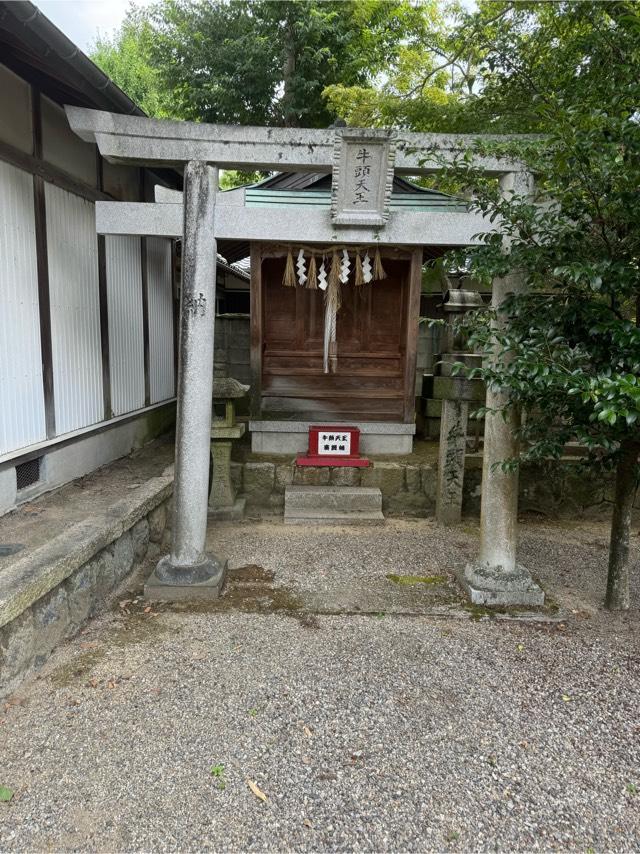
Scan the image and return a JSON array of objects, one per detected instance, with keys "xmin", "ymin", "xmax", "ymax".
[{"xmin": 1, "ymin": 518, "xmax": 640, "ymax": 852}]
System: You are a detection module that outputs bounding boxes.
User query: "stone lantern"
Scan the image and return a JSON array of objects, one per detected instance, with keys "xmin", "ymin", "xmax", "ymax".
[{"xmin": 209, "ymin": 377, "xmax": 249, "ymax": 519}]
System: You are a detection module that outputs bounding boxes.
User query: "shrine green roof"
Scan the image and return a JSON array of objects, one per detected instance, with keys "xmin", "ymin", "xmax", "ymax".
[
  {"xmin": 245, "ymin": 187, "xmax": 467, "ymax": 213},
  {"xmin": 244, "ymin": 172, "xmax": 467, "ymax": 213}
]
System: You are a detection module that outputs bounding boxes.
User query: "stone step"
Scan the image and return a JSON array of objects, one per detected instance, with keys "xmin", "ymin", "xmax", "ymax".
[{"xmin": 284, "ymin": 485, "xmax": 384, "ymax": 525}]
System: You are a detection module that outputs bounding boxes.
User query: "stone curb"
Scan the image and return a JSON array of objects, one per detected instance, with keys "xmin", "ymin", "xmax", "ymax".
[{"xmin": 0, "ymin": 472, "xmax": 174, "ymax": 630}]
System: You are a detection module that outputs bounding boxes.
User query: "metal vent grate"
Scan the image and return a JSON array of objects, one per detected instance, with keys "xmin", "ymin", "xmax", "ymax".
[{"xmin": 16, "ymin": 457, "xmax": 42, "ymax": 491}]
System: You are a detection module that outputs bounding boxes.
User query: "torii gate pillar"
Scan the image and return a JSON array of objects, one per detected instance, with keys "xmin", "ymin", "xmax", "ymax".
[
  {"xmin": 145, "ymin": 161, "xmax": 227, "ymax": 600},
  {"xmin": 457, "ymin": 172, "xmax": 544, "ymax": 607}
]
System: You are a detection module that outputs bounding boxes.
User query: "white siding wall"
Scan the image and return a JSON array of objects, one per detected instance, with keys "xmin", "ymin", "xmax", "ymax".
[
  {"xmin": 0, "ymin": 161, "xmax": 46, "ymax": 454},
  {"xmin": 105, "ymin": 235, "xmax": 145, "ymax": 415},
  {"xmin": 147, "ymin": 237, "xmax": 175, "ymax": 403},
  {"xmin": 45, "ymin": 183, "xmax": 103, "ymax": 435}
]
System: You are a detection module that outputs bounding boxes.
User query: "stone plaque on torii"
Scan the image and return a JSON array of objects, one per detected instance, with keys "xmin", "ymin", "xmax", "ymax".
[
  {"xmin": 65, "ymin": 106, "xmax": 543, "ymax": 607},
  {"xmin": 330, "ymin": 128, "xmax": 395, "ymax": 227}
]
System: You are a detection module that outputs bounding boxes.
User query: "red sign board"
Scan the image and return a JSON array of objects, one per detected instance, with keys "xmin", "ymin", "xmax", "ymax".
[{"xmin": 296, "ymin": 425, "xmax": 371, "ymax": 467}]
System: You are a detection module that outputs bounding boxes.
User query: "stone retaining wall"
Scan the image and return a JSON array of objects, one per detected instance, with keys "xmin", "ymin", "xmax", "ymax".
[
  {"xmin": 231, "ymin": 455, "xmax": 617, "ymax": 518},
  {"xmin": 232, "ymin": 458, "xmax": 452, "ymax": 515},
  {"xmin": 0, "ymin": 473, "xmax": 173, "ymax": 700}
]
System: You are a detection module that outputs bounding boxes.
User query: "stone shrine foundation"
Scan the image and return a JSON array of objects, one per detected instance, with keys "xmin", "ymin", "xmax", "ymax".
[{"xmin": 250, "ymin": 421, "xmax": 416, "ymax": 455}]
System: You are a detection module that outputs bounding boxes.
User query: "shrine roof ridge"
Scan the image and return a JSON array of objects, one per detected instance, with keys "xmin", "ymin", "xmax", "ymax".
[{"xmin": 65, "ymin": 107, "xmax": 538, "ymax": 176}]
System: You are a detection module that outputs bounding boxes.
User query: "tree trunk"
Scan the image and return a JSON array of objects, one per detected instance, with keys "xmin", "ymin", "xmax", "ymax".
[
  {"xmin": 282, "ymin": 20, "xmax": 297, "ymax": 127},
  {"xmin": 605, "ymin": 437, "xmax": 640, "ymax": 610}
]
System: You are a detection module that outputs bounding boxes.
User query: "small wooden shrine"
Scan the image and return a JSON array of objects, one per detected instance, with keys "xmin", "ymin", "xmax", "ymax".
[{"xmin": 241, "ymin": 172, "xmax": 465, "ymax": 439}]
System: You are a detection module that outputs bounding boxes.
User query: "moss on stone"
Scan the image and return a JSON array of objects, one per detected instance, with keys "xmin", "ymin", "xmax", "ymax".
[{"xmin": 462, "ymin": 603, "xmax": 493, "ymax": 621}]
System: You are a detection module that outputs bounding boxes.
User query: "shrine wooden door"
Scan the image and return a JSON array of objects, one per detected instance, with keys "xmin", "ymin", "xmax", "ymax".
[{"xmin": 251, "ymin": 248, "xmax": 422, "ymax": 423}]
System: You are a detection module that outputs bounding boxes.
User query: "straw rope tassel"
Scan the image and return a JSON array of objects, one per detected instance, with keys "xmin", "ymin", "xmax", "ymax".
[
  {"xmin": 324, "ymin": 250, "xmax": 341, "ymax": 373},
  {"xmin": 329, "ymin": 249, "xmax": 340, "ymax": 290},
  {"xmin": 373, "ymin": 246, "xmax": 386, "ymax": 280},
  {"xmin": 283, "ymin": 248, "xmax": 296, "ymax": 287},
  {"xmin": 323, "ymin": 277, "xmax": 340, "ymax": 374},
  {"xmin": 307, "ymin": 254, "xmax": 318, "ymax": 289}
]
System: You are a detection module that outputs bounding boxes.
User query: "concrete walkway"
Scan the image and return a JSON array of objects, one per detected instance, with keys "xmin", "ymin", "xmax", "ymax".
[{"xmin": 1, "ymin": 516, "xmax": 640, "ymax": 851}]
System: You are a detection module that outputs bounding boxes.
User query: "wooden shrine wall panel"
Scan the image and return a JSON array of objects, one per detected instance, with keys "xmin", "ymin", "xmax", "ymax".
[{"xmin": 259, "ymin": 255, "xmax": 414, "ymax": 422}]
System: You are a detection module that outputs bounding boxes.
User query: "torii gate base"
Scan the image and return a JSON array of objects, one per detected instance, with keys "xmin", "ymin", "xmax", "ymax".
[
  {"xmin": 146, "ymin": 558, "xmax": 226, "ymax": 600},
  {"xmin": 146, "ymin": 556, "xmax": 226, "ymax": 601}
]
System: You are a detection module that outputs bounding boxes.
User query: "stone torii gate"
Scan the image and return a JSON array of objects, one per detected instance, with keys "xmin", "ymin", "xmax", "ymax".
[{"xmin": 66, "ymin": 107, "xmax": 543, "ymax": 607}]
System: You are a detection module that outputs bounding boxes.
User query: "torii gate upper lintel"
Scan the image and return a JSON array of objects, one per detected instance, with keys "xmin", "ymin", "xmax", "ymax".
[
  {"xmin": 65, "ymin": 106, "xmax": 542, "ymax": 607},
  {"xmin": 65, "ymin": 105, "xmax": 530, "ymax": 175}
]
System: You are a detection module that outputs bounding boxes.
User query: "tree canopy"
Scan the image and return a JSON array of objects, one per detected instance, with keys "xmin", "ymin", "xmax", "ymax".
[
  {"xmin": 437, "ymin": 1, "xmax": 640, "ymax": 607},
  {"xmin": 91, "ymin": 0, "xmax": 443, "ymax": 128},
  {"xmin": 91, "ymin": 16, "xmax": 172, "ymax": 118}
]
